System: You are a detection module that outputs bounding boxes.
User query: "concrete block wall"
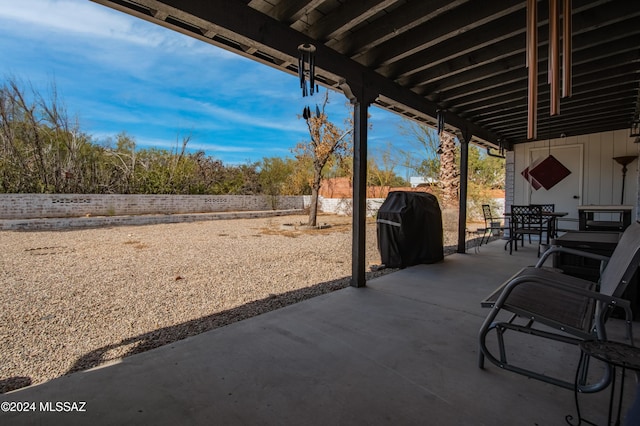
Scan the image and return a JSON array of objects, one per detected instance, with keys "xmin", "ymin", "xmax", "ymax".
[
  {"xmin": 0, "ymin": 193, "xmax": 393, "ymax": 231},
  {"xmin": 0, "ymin": 210, "xmax": 300, "ymax": 231},
  {"xmin": 0, "ymin": 194, "xmax": 305, "ymax": 220}
]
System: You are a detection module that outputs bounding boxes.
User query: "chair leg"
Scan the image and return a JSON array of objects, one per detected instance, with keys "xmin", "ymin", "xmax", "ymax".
[
  {"xmin": 480, "ymin": 228, "xmax": 488, "ymax": 246},
  {"xmin": 479, "ymin": 317, "xmax": 612, "ymax": 392}
]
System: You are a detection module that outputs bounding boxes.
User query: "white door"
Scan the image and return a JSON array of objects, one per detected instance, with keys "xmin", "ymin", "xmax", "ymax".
[{"xmin": 527, "ymin": 144, "xmax": 583, "ymax": 230}]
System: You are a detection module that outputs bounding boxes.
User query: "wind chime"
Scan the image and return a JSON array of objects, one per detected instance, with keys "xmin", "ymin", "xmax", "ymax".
[
  {"xmin": 298, "ymin": 43, "xmax": 319, "ymax": 121},
  {"xmin": 522, "ymin": 0, "xmax": 574, "ymax": 193},
  {"xmin": 527, "ymin": 0, "xmax": 572, "ymax": 140},
  {"xmin": 298, "ymin": 43, "xmax": 317, "ymax": 98}
]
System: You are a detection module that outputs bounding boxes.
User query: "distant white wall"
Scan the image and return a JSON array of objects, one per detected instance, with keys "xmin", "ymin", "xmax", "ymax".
[
  {"xmin": 318, "ymin": 196, "xmax": 384, "ymax": 217},
  {"xmin": 409, "ymin": 177, "xmax": 435, "ymax": 187}
]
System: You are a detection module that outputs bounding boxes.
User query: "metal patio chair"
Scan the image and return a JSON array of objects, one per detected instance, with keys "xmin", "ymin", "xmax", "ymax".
[
  {"xmin": 508, "ymin": 204, "xmax": 544, "ymax": 256},
  {"xmin": 478, "ymin": 221, "xmax": 640, "ymax": 393},
  {"xmin": 530, "ymin": 203, "xmax": 556, "ymax": 244},
  {"xmin": 480, "ymin": 204, "xmax": 504, "ymax": 246}
]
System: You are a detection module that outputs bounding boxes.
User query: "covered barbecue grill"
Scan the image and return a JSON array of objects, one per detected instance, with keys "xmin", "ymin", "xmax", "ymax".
[{"xmin": 377, "ymin": 191, "xmax": 444, "ymax": 268}]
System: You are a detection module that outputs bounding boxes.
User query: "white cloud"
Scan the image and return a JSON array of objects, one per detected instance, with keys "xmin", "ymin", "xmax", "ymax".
[
  {"xmin": 1, "ymin": 1, "xmax": 136, "ymax": 40},
  {"xmin": 194, "ymin": 100, "xmax": 307, "ymax": 134},
  {"xmin": 133, "ymin": 137, "xmax": 254, "ymax": 154},
  {"xmin": 0, "ymin": 0, "xmax": 235, "ymax": 58}
]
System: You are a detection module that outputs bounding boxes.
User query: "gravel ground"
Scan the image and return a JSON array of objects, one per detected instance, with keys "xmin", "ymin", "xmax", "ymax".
[
  {"xmin": 0, "ymin": 213, "xmax": 476, "ymax": 394},
  {"xmin": 0, "ymin": 214, "xmax": 391, "ymax": 393}
]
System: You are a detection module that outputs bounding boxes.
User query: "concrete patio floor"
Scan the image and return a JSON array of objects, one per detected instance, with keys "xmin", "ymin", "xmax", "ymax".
[{"xmin": 1, "ymin": 239, "xmax": 636, "ymax": 425}]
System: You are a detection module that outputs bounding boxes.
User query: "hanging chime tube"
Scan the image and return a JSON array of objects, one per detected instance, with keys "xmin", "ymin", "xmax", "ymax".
[
  {"xmin": 527, "ymin": 0, "xmax": 538, "ymax": 139},
  {"xmin": 562, "ymin": 0, "xmax": 572, "ymax": 98},
  {"xmin": 437, "ymin": 110, "xmax": 445, "ymax": 136},
  {"xmin": 298, "ymin": 53, "xmax": 306, "ymax": 97},
  {"xmin": 549, "ymin": 0, "xmax": 560, "ymax": 115},
  {"xmin": 309, "ymin": 52, "xmax": 316, "ymax": 96}
]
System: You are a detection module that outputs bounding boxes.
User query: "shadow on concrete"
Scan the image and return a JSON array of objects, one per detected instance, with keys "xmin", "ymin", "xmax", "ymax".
[
  {"xmin": 63, "ymin": 271, "xmax": 396, "ymax": 378},
  {"xmin": 61, "ymin": 238, "xmax": 493, "ymax": 378}
]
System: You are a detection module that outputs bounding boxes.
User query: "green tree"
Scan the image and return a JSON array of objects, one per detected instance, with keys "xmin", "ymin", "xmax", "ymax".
[
  {"xmin": 368, "ymin": 142, "xmax": 408, "ymax": 188},
  {"xmin": 283, "ymin": 156, "xmax": 313, "ymax": 195},
  {"xmin": 467, "ymin": 146, "xmax": 505, "ymax": 190},
  {"xmin": 259, "ymin": 157, "xmax": 295, "ymax": 208}
]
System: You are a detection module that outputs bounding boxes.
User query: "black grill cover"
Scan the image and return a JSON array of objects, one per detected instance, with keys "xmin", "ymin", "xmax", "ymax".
[{"xmin": 377, "ymin": 191, "xmax": 443, "ymax": 268}]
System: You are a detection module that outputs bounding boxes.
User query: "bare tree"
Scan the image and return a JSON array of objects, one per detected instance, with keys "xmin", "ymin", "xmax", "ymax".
[
  {"xmin": 398, "ymin": 121, "xmax": 440, "ymax": 182},
  {"xmin": 294, "ymin": 91, "xmax": 352, "ymax": 227},
  {"xmin": 0, "ymin": 78, "xmax": 93, "ymax": 193},
  {"xmin": 105, "ymin": 132, "xmax": 137, "ymax": 193}
]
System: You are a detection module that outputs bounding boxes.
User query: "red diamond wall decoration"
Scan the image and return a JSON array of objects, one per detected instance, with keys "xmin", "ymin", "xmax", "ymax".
[
  {"xmin": 521, "ymin": 166, "xmax": 542, "ymax": 190},
  {"xmin": 528, "ymin": 155, "xmax": 571, "ymax": 190}
]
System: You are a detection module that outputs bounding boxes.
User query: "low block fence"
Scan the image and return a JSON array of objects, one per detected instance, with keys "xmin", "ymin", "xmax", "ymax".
[
  {"xmin": 0, "ymin": 194, "xmax": 385, "ymax": 230},
  {"xmin": 0, "ymin": 194, "xmax": 305, "ymax": 220}
]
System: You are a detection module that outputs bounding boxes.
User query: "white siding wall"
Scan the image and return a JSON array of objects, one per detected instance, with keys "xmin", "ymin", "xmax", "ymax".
[{"xmin": 506, "ymin": 129, "xmax": 639, "ymax": 222}]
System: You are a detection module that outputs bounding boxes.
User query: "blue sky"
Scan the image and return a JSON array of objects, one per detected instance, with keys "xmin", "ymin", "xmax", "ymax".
[{"xmin": 0, "ymin": 0, "xmax": 421, "ymax": 175}]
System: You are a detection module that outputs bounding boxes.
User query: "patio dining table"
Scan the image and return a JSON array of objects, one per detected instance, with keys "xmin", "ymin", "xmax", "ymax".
[{"xmin": 503, "ymin": 209, "xmax": 568, "ymax": 248}]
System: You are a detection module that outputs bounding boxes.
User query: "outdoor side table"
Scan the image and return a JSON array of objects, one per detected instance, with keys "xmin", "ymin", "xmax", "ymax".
[
  {"xmin": 567, "ymin": 341, "xmax": 640, "ymax": 426},
  {"xmin": 578, "ymin": 205, "xmax": 633, "ymax": 232}
]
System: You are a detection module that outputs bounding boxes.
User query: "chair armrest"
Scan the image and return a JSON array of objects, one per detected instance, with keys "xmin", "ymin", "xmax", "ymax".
[
  {"xmin": 504, "ymin": 270, "xmax": 635, "ymax": 343},
  {"xmin": 535, "ymin": 246, "xmax": 611, "ymax": 268},
  {"xmin": 495, "ymin": 269, "xmax": 625, "ymax": 307}
]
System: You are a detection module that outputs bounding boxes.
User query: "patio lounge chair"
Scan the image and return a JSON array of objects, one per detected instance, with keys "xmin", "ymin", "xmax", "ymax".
[{"xmin": 478, "ymin": 221, "xmax": 640, "ymax": 392}]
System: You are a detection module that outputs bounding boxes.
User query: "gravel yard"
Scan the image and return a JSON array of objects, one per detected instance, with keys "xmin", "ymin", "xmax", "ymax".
[
  {"xmin": 0, "ymin": 214, "xmax": 397, "ymax": 393},
  {"xmin": 0, "ymin": 211, "xmax": 477, "ymax": 394}
]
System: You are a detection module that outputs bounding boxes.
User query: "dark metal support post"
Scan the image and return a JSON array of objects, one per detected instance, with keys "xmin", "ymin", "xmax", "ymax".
[
  {"xmin": 341, "ymin": 78, "xmax": 375, "ymax": 288},
  {"xmin": 457, "ymin": 132, "xmax": 471, "ymax": 253},
  {"xmin": 351, "ymin": 89, "xmax": 369, "ymax": 287}
]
